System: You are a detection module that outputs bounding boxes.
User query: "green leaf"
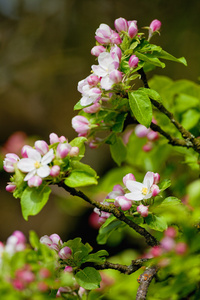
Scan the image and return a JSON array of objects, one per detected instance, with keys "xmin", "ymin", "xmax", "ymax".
[
  {"xmin": 29, "ymin": 231, "xmax": 40, "ymax": 249},
  {"xmin": 70, "ymin": 137, "xmax": 87, "ymax": 160},
  {"xmin": 75, "ymin": 267, "xmax": 101, "ymax": 290},
  {"xmin": 159, "ymin": 179, "xmax": 171, "ymax": 191},
  {"xmin": 112, "ymin": 113, "xmax": 127, "ymax": 133},
  {"xmin": 21, "ymin": 185, "xmax": 51, "ymax": 220},
  {"xmin": 135, "ymin": 52, "xmax": 165, "ymax": 68},
  {"xmin": 128, "ymin": 90, "xmax": 153, "ymax": 127},
  {"xmin": 83, "ymin": 250, "xmax": 109, "ymax": 264},
  {"xmin": 154, "ymin": 49, "xmax": 187, "ymax": 66},
  {"xmin": 174, "ymin": 93, "xmax": 200, "ymax": 113},
  {"xmin": 181, "ymin": 109, "xmax": 200, "ymax": 130},
  {"xmin": 97, "ymin": 218, "xmax": 124, "ymax": 244},
  {"xmin": 64, "ymin": 161, "xmax": 98, "ymax": 187},
  {"xmin": 74, "ymin": 100, "xmax": 85, "ymax": 110},
  {"xmin": 145, "ymin": 214, "xmax": 167, "ymax": 231},
  {"xmin": 110, "ymin": 136, "xmax": 127, "ymax": 166},
  {"xmin": 139, "ymin": 87, "xmax": 162, "ymax": 103},
  {"xmin": 158, "ymin": 197, "xmax": 182, "ymax": 207}
]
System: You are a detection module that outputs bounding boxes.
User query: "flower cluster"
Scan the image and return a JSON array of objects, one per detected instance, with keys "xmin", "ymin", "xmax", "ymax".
[
  {"xmin": 72, "ymin": 17, "xmax": 161, "ymax": 147},
  {"xmin": 3, "ymin": 133, "xmax": 80, "ymax": 191},
  {"xmin": 92, "ymin": 171, "xmax": 161, "ymax": 225},
  {"xmin": 135, "ymin": 121, "xmax": 159, "ymax": 152}
]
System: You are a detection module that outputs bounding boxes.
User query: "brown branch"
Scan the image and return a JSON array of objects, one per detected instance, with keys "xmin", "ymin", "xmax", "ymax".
[
  {"xmin": 58, "ymin": 182, "xmax": 159, "ymax": 247},
  {"xmin": 138, "ymin": 68, "xmax": 200, "ymax": 153},
  {"xmin": 136, "ymin": 266, "xmax": 158, "ymax": 300},
  {"xmin": 94, "ymin": 258, "xmax": 149, "ymax": 275}
]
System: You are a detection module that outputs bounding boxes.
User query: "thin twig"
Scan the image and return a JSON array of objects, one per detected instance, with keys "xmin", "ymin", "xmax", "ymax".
[
  {"xmin": 136, "ymin": 266, "xmax": 158, "ymax": 300},
  {"xmin": 58, "ymin": 182, "xmax": 159, "ymax": 247}
]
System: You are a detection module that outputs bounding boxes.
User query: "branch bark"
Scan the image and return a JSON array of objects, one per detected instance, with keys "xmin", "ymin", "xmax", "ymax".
[
  {"xmin": 136, "ymin": 266, "xmax": 158, "ymax": 300},
  {"xmin": 58, "ymin": 182, "xmax": 159, "ymax": 247}
]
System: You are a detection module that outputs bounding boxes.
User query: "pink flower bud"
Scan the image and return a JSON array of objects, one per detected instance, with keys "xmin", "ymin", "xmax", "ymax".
[
  {"xmin": 91, "ymin": 45, "xmax": 106, "ymax": 56},
  {"xmin": 149, "ymin": 19, "xmax": 161, "ymax": 32},
  {"xmin": 28, "ymin": 176, "xmax": 42, "ymax": 187},
  {"xmin": 123, "ymin": 173, "xmax": 135, "ymax": 186},
  {"xmin": 113, "ymin": 184, "xmax": 124, "ymax": 194},
  {"xmin": 56, "ymin": 143, "xmax": 71, "ymax": 159},
  {"xmin": 135, "ymin": 124, "xmax": 150, "ymax": 138},
  {"xmin": 83, "ymin": 103, "xmax": 101, "ymax": 114},
  {"xmin": 175, "ymin": 242, "xmax": 187, "ymax": 255},
  {"xmin": 128, "ymin": 21, "xmax": 138, "ymax": 38},
  {"xmin": 153, "ymin": 173, "xmax": 160, "ymax": 184},
  {"xmin": 16, "ymin": 269, "xmax": 35, "ymax": 284},
  {"xmin": 78, "ymin": 287, "xmax": 86, "ymax": 298},
  {"xmin": 58, "ymin": 246, "xmax": 72, "ymax": 260},
  {"xmin": 34, "ymin": 140, "xmax": 49, "ymax": 155},
  {"xmin": 165, "ymin": 227, "xmax": 177, "ymax": 238},
  {"xmin": 12, "ymin": 231, "xmax": 26, "ymax": 244},
  {"xmin": 87, "ymin": 75, "xmax": 100, "ymax": 86},
  {"xmin": 39, "ymin": 268, "xmax": 51, "ymax": 279},
  {"xmin": 110, "ymin": 31, "xmax": 122, "ymax": 44},
  {"xmin": 64, "ymin": 266, "xmax": 73, "ymax": 272},
  {"xmin": 151, "ymin": 184, "xmax": 160, "ymax": 197},
  {"xmin": 137, "ymin": 205, "xmax": 149, "ymax": 217},
  {"xmin": 142, "ymin": 141, "xmax": 153, "ymax": 152},
  {"xmin": 161, "ymin": 237, "xmax": 176, "ymax": 251},
  {"xmin": 109, "ymin": 70, "xmax": 123, "ymax": 84},
  {"xmin": 114, "ymin": 17, "xmax": 128, "ymax": 32},
  {"xmin": 50, "ymin": 165, "xmax": 60, "ymax": 177},
  {"xmin": 6, "ymin": 183, "xmax": 16, "ymax": 192},
  {"xmin": 38, "ymin": 282, "xmax": 49, "ymax": 292},
  {"xmin": 59, "ymin": 136, "xmax": 67, "ymax": 143},
  {"xmin": 21, "ymin": 145, "xmax": 33, "ymax": 158},
  {"xmin": 128, "ymin": 54, "xmax": 139, "ymax": 68},
  {"xmin": 49, "ymin": 233, "xmax": 63, "ymax": 246},
  {"xmin": 3, "ymin": 153, "xmax": 20, "ymax": 173},
  {"xmin": 115, "ymin": 196, "xmax": 132, "ymax": 211},
  {"xmin": 95, "ymin": 24, "xmax": 113, "ymax": 44},
  {"xmin": 147, "ymin": 130, "xmax": 159, "ymax": 141},
  {"xmin": 110, "ymin": 45, "xmax": 122, "ymax": 61},
  {"xmin": 49, "ymin": 133, "xmax": 60, "ymax": 144},
  {"xmin": 72, "ymin": 116, "xmax": 90, "ymax": 136},
  {"xmin": 69, "ymin": 146, "xmax": 79, "ymax": 157},
  {"xmin": 12, "ymin": 278, "xmax": 24, "ymax": 290},
  {"xmin": 150, "ymin": 245, "xmax": 162, "ymax": 257}
]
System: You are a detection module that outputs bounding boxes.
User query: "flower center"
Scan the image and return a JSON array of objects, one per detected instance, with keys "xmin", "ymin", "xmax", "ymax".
[
  {"xmin": 142, "ymin": 187, "xmax": 148, "ymax": 195},
  {"xmin": 34, "ymin": 161, "xmax": 41, "ymax": 169}
]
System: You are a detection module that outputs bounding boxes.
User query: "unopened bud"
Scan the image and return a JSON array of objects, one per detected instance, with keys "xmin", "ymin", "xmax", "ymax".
[
  {"xmin": 35, "ymin": 140, "xmax": 49, "ymax": 155},
  {"xmin": 128, "ymin": 21, "xmax": 138, "ymax": 38},
  {"xmin": 128, "ymin": 55, "xmax": 139, "ymax": 68},
  {"xmin": 50, "ymin": 165, "xmax": 60, "ymax": 177},
  {"xmin": 91, "ymin": 45, "xmax": 106, "ymax": 56},
  {"xmin": 58, "ymin": 246, "xmax": 72, "ymax": 260},
  {"xmin": 123, "ymin": 173, "xmax": 135, "ymax": 186},
  {"xmin": 151, "ymin": 184, "xmax": 160, "ymax": 197},
  {"xmin": 28, "ymin": 176, "xmax": 42, "ymax": 187},
  {"xmin": 137, "ymin": 204, "xmax": 149, "ymax": 217},
  {"xmin": 149, "ymin": 19, "xmax": 161, "ymax": 32}
]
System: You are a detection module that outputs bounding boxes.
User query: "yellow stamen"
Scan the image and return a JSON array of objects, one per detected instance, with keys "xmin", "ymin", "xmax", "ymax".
[
  {"xmin": 34, "ymin": 161, "xmax": 40, "ymax": 169},
  {"xmin": 142, "ymin": 187, "xmax": 148, "ymax": 195}
]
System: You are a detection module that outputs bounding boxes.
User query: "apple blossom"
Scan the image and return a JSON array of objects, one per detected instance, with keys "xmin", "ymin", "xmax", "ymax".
[
  {"xmin": 17, "ymin": 148, "xmax": 54, "ymax": 181},
  {"xmin": 83, "ymin": 103, "xmax": 101, "ymax": 114},
  {"xmin": 114, "ymin": 196, "xmax": 132, "ymax": 211},
  {"xmin": 135, "ymin": 124, "xmax": 150, "ymax": 138},
  {"xmin": 91, "ymin": 45, "xmax": 106, "ymax": 56},
  {"xmin": 28, "ymin": 175, "xmax": 42, "ymax": 187},
  {"xmin": 149, "ymin": 19, "xmax": 161, "ymax": 33},
  {"xmin": 80, "ymin": 86, "xmax": 102, "ymax": 106},
  {"xmin": 34, "ymin": 140, "xmax": 49, "ymax": 155},
  {"xmin": 69, "ymin": 146, "xmax": 79, "ymax": 157},
  {"xmin": 137, "ymin": 204, "xmax": 149, "ymax": 217},
  {"xmin": 21, "ymin": 145, "xmax": 33, "ymax": 158},
  {"xmin": 109, "ymin": 31, "xmax": 122, "ymax": 44},
  {"xmin": 40, "ymin": 234, "xmax": 63, "ymax": 251},
  {"xmin": 151, "ymin": 184, "xmax": 160, "ymax": 197},
  {"xmin": 3, "ymin": 153, "xmax": 20, "ymax": 173},
  {"xmin": 125, "ymin": 171, "xmax": 155, "ymax": 201},
  {"xmin": 128, "ymin": 21, "xmax": 138, "ymax": 38},
  {"xmin": 95, "ymin": 23, "xmax": 113, "ymax": 44},
  {"xmin": 56, "ymin": 142, "xmax": 71, "ymax": 158},
  {"xmin": 123, "ymin": 173, "xmax": 136, "ymax": 185},
  {"xmin": 6, "ymin": 182, "xmax": 16, "ymax": 192},
  {"xmin": 87, "ymin": 75, "xmax": 100, "ymax": 86},
  {"xmin": 114, "ymin": 17, "xmax": 128, "ymax": 33},
  {"xmin": 72, "ymin": 115, "xmax": 91, "ymax": 136},
  {"xmin": 58, "ymin": 246, "xmax": 72, "ymax": 260},
  {"xmin": 128, "ymin": 54, "xmax": 139, "ymax": 68},
  {"xmin": 50, "ymin": 165, "xmax": 60, "ymax": 177},
  {"xmin": 49, "ymin": 133, "xmax": 60, "ymax": 144},
  {"xmin": 110, "ymin": 45, "xmax": 122, "ymax": 61},
  {"xmin": 161, "ymin": 237, "xmax": 176, "ymax": 251}
]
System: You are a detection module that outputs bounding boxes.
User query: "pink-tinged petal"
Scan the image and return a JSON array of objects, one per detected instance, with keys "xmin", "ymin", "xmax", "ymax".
[
  {"xmin": 126, "ymin": 180, "xmax": 143, "ymax": 192},
  {"xmin": 27, "ymin": 148, "xmax": 41, "ymax": 161},
  {"xmin": 41, "ymin": 149, "xmax": 54, "ymax": 165},
  {"xmin": 40, "ymin": 235, "xmax": 52, "ymax": 246},
  {"xmin": 92, "ymin": 64, "xmax": 107, "ymax": 77},
  {"xmin": 143, "ymin": 171, "xmax": 154, "ymax": 187},
  {"xmin": 49, "ymin": 133, "xmax": 60, "ymax": 144},
  {"xmin": 100, "ymin": 76, "xmax": 114, "ymax": 90},
  {"xmin": 37, "ymin": 165, "xmax": 51, "ymax": 178},
  {"xmin": 24, "ymin": 170, "xmax": 36, "ymax": 181},
  {"xmin": 125, "ymin": 192, "xmax": 143, "ymax": 201},
  {"xmin": 17, "ymin": 159, "xmax": 35, "ymax": 173}
]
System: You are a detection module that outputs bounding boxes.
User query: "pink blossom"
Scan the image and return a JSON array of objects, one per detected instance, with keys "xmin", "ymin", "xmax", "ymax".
[
  {"xmin": 164, "ymin": 227, "xmax": 177, "ymax": 238},
  {"xmin": 115, "ymin": 196, "xmax": 132, "ymax": 211},
  {"xmin": 87, "ymin": 75, "xmax": 100, "ymax": 86},
  {"xmin": 12, "ymin": 231, "xmax": 26, "ymax": 244},
  {"xmin": 34, "ymin": 140, "xmax": 49, "ymax": 155},
  {"xmin": 109, "ymin": 31, "xmax": 122, "ymax": 44},
  {"xmin": 150, "ymin": 245, "xmax": 162, "ymax": 257},
  {"xmin": 151, "ymin": 184, "xmax": 160, "ymax": 197},
  {"xmin": 149, "ymin": 19, "xmax": 161, "ymax": 32},
  {"xmin": 40, "ymin": 234, "xmax": 63, "ymax": 251},
  {"xmin": 21, "ymin": 145, "xmax": 33, "ymax": 158},
  {"xmin": 114, "ymin": 17, "xmax": 128, "ymax": 32},
  {"xmin": 128, "ymin": 21, "xmax": 138, "ymax": 38},
  {"xmin": 83, "ymin": 103, "xmax": 101, "ymax": 114},
  {"xmin": 56, "ymin": 142, "xmax": 71, "ymax": 159},
  {"xmin": 72, "ymin": 115, "xmax": 91, "ymax": 136},
  {"xmin": 49, "ymin": 133, "xmax": 60, "ymax": 144},
  {"xmin": 80, "ymin": 86, "xmax": 102, "ymax": 106},
  {"xmin": 137, "ymin": 204, "xmax": 149, "ymax": 217},
  {"xmin": 161, "ymin": 237, "xmax": 176, "ymax": 252},
  {"xmin": 3, "ymin": 153, "xmax": 20, "ymax": 173},
  {"xmin": 91, "ymin": 45, "xmax": 106, "ymax": 56},
  {"xmin": 143, "ymin": 141, "xmax": 153, "ymax": 152},
  {"xmin": 147, "ymin": 130, "xmax": 159, "ymax": 141},
  {"xmin": 64, "ymin": 266, "xmax": 73, "ymax": 272},
  {"xmin": 135, "ymin": 124, "xmax": 150, "ymax": 138},
  {"xmin": 123, "ymin": 173, "xmax": 136, "ymax": 185},
  {"xmin": 110, "ymin": 45, "xmax": 122, "ymax": 61},
  {"xmin": 69, "ymin": 147, "xmax": 80, "ymax": 157},
  {"xmin": 109, "ymin": 70, "xmax": 123, "ymax": 84},
  {"xmin": 6, "ymin": 182, "xmax": 16, "ymax": 192},
  {"xmin": 95, "ymin": 23, "xmax": 113, "ymax": 44},
  {"xmin": 28, "ymin": 175, "xmax": 42, "ymax": 187},
  {"xmin": 58, "ymin": 246, "xmax": 72, "ymax": 259},
  {"xmin": 153, "ymin": 173, "xmax": 160, "ymax": 184},
  {"xmin": 50, "ymin": 165, "xmax": 60, "ymax": 177},
  {"xmin": 128, "ymin": 55, "xmax": 139, "ymax": 68},
  {"xmin": 175, "ymin": 242, "xmax": 187, "ymax": 255}
]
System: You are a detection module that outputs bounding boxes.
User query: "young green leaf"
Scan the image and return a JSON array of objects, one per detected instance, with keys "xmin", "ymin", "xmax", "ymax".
[
  {"xmin": 135, "ymin": 52, "xmax": 165, "ymax": 68},
  {"xmin": 154, "ymin": 49, "xmax": 187, "ymax": 66},
  {"xmin": 128, "ymin": 90, "xmax": 153, "ymax": 127},
  {"xmin": 75, "ymin": 267, "xmax": 101, "ymax": 290},
  {"xmin": 110, "ymin": 136, "xmax": 127, "ymax": 166},
  {"xmin": 21, "ymin": 185, "xmax": 51, "ymax": 221},
  {"xmin": 145, "ymin": 214, "xmax": 168, "ymax": 232},
  {"xmin": 139, "ymin": 87, "xmax": 162, "ymax": 103},
  {"xmin": 97, "ymin": 219, "xmax": 124, "ymax": 244}
]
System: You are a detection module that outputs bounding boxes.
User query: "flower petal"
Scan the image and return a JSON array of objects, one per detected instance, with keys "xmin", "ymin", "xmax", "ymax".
[
  {"xmin": 27, "ymin": 148, "xmax": 41, "ymax": 161},
  {"xmin": 37, "ymin": 165, "xmax": 51, "ymax": 178},
  {"xmin": 17, "ymin": 159, "xmax": 35, "ymax": 173},
  {"xmin": 143, "ymin": 171, "xmax": 154, "ymax": 187},
  {"xmin": 41, "ymin": 149, "xmax": 54, "ymax": 165},
  {"xmin": 126, "ymin": 180, "xmax": 143, "ymax": 192},
  {"xmin": 24, "ymin": 170, "xmax": 36, "ymax": 181},
  {"xmin": 125, "ymin": 192, "xmax": 143, "ymax": 201}
]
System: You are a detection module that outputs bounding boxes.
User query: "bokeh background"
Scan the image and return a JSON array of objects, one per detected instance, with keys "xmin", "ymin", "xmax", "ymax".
[{"xmin": 0, "ymin": 0, "xmax": 200, "ymax": 246}]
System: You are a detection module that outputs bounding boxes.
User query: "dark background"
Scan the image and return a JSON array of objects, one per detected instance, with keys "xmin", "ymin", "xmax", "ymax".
[{"xmin": 0, "ymin": 0, "xmax": 199, "ymax": 244}]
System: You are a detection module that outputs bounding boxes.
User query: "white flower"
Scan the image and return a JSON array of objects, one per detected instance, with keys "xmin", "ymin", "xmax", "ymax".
[
  {"xmin": 125, "ymin": 171, "xmax": 154, "ymax": 201},
  {"xmin": 17, "ymin": 148, "xmax": 54, "ymax": 181}
]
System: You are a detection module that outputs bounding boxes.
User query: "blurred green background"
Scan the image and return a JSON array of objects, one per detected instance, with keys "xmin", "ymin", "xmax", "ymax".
[{"xmin": 0, "ymin": 0, "xmax": 200, "ymax": 243}]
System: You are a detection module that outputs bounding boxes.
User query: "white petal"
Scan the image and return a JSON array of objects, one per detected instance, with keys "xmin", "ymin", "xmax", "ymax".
[
  {"xmin": 24, "ymin": 170, "xmax": 36, "ymax": 181},
  {"xmin": 101, "ymin": 76, "xmax": 114, "ymax": 90},
  {"xmin": 143, "ymin": 172, "xmax": 154, "ymax": 187},
  {"xmin": 37, "ymin": 165, "xmax": 50, "ymax": 178},
  {"xmin": 92, "ymin": 65, "xmax": 107, "ymax": 77},
  {"xmin": 17, "ymin": 159, "xmax": 35, "ymax": 173},
  {"xmin": 126, "ymin": 180, "xmax": 143, "ymax": 192},
  {"xmin": 125, "ymin": 192, "xmax": 143, "ymax": 201},
  {"xmin": 27, "ymin": 148, "xmax": 41, "ymax": 161},
  {"xmin": 41, "ymin": 149, "xmax": 54, "ymax": 165},
  {"xmin": 80, "ymin": 96, "xmax": 94, "ymax": 106}
]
